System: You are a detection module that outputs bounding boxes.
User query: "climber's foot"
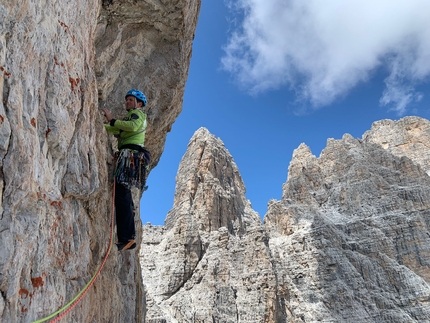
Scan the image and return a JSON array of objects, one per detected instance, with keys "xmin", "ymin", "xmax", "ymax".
[{"xmin": 116, "ymin": 239, "xmax": 136, "ymax": 251}]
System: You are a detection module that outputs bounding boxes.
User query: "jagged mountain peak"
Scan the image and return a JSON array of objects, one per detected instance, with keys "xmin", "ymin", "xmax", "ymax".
[
  {"xmin": 141, "ymin": 127, "xmax": 274, "ymax": 322},
  {"xmin": 363, "ymin": 116, "xmax": 430, "ymax": 175},
  {"xmin": 143, "ymin": 117, "xmax": 430, "ymax": 322},
  {"xmin": 164, "ymin": 127, "xmax": 260, "ymax": 235},
  {"xmin": 265, "ymin": 116, "xmax": 430, "ymax": 322}
]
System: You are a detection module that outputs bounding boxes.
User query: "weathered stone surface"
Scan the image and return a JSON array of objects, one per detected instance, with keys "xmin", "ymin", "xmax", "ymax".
[
  {"xmin": 142, "ymin": 117, "xmax": 430, "ymax": 322},
  {"xmin": 266, "ymin": 117, "xmax": 430, "ymax": 322},
  {"xmin": 164, "ymin": 127, "xmax": 261, "ymax": 235},
  {"xmin": 2, "ymin": 0, "xmax": 429, "ymax": 321},
  {"xmin": 0, "ymin": 0, "xmax": 199, "ymax": 322},
  {"xmin": 363, "ymin": 116, "xmax": 430, "ymax": 175},
  {"xmin": 95, "ymin": 0, "xmax": 201, "ymax": 168},
  {"xmin": 141, "ymin": 128, "xmax": 278, "ymax": 322}
]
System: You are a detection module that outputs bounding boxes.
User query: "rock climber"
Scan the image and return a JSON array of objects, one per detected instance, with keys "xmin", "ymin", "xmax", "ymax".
[{"xmin": 101, "ymin": 89, "xmax": 150, "ymax": 251}]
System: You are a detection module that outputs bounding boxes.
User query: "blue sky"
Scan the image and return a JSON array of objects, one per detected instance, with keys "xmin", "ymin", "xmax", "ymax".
[{"xmin": 141, "ymin": 0, "xmax": 430, "ymax": 225}]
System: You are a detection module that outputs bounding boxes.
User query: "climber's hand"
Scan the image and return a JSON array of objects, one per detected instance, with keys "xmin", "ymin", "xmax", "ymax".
[{"xmin": 101, "ymin": 107, "xmax": 112, "ymax": 122}]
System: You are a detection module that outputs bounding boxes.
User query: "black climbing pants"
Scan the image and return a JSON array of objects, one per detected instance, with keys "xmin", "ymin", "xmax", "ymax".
[{"xmin": 114, "ymin": 181, "xmax": 136, "ymax": 242}]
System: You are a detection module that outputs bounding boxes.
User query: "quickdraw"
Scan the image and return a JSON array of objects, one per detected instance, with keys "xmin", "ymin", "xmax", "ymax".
[{"xmin": 114, "ymin": 148, "xmax": 149, "ymax": 190}]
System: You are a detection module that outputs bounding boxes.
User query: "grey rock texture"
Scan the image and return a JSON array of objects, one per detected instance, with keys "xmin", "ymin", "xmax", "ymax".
[
  {"xmin": 141, "ymin": 128, "xmax": 278, "ymax": 322},
  {"xmin": 0, "ymin": 0, "xmax": 199, "ymax": 322},
  {"xmin": 266, "ymin": 116, "xmax": 430, "ymax": 322},
  {"xmin": 141, "ymin": 117, "xmax": 430, "ymax": 322},
  {"xmin": 96, "ymin": 0, "xmax": 200, "ymax": 168},
  {"xmin": 362, "ymin": 117, "xmax": 430, "ymax": 175}
]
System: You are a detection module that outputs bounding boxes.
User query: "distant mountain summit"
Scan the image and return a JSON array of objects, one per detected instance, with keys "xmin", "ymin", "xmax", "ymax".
[{"xmin": 141, "ymin": 116, "xmax": 430, "ymax": 322}]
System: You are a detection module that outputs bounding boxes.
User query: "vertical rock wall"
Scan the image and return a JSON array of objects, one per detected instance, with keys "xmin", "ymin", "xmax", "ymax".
[
  {"xmin": 95, "ymin": 0, "xmax": 200, "ymax": 168},
  {"xmin": 0, "ymin": 0, "xmax": 200, "ymax": 322}
]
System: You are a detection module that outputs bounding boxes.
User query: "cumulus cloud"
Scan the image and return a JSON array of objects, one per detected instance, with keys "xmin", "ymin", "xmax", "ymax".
[{"xmin": 221, "ymin": 0, "xmax": 430, "ymax": 114}]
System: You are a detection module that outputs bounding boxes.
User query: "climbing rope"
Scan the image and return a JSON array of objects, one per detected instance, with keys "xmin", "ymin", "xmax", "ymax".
[{"xmin": 32, "ymin": 180, "xmax": 116, "ymax": 323}]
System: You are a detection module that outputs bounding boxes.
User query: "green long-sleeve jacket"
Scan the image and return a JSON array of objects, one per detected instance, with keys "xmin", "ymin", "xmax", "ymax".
[{"xmin": 104, "ymin": 108, "xmax": 147, "ymax": 149}]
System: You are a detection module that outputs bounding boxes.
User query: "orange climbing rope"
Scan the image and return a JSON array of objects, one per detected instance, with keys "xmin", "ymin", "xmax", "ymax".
[{"xmin": 32, "ymin": 180, "xmax": 116, "ymax": 323}]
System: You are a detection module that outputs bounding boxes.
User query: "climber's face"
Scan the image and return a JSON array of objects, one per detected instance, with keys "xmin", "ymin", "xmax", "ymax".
[{"xmin": 125, "ymin": 96, "xmax": 143, "ymax": 110}]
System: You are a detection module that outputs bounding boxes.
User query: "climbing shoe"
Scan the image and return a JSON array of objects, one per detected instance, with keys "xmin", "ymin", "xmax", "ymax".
[{"xmin": 116, "ymin": 239, "xmax": 136, "ymax": 251}]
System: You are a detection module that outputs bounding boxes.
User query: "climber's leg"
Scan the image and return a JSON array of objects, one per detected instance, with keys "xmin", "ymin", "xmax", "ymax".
[{"xmin": 114, "ymin": 182, "xmax": 136, "ymax": 245}]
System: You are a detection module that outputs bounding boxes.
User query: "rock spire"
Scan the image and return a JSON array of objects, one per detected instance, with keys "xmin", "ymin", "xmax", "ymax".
[{"xmin": 141, "ymin": 128, "xmax": 278, "ymax": 322}]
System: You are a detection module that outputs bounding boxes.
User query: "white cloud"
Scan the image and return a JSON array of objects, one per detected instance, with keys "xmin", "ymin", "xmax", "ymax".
[{"xmin": 221, "ymin": 0, "xmax": 430, "ymax": 114}]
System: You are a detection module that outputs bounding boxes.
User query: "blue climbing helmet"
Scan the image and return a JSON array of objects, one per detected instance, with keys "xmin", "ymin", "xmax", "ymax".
[{"xmin": 125, "ymin": 89, "xmax": 147, "ymax": 106}]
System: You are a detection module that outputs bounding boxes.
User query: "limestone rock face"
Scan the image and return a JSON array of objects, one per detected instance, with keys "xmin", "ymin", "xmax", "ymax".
[
  {"xmin": 142, "ymin": 117, "xmax": 430, "ymax": 322},
  {"xmin": 265, "ymin": 116, "xmax": 430, "ymax": 322},
  {"xmin": 363, "ymin": 116, "xmax": 430, "ymax": 175},
  {"xmin": 0, "ymin": 0, "xmax": 199, "ymax": 322},
  {"xmin": 141, "ymin": 128, "xmax": 278, "ymax": 322},
  {"xmin": 164, "ymin": 127, "xmax": 261, "ymax": 235},
  {"xmin": 95, "ymin": 0, "xmax": 201, "ymax": 168}
]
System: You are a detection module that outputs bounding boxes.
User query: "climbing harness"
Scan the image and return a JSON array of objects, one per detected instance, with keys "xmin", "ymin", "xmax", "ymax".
[
  {"xmin": 114, "ymin": 148, "xmax": 150, "ymax": 190},
  {"xmin": 32, "ymin": 180, "xmax": 117, "ymax": 323}
]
